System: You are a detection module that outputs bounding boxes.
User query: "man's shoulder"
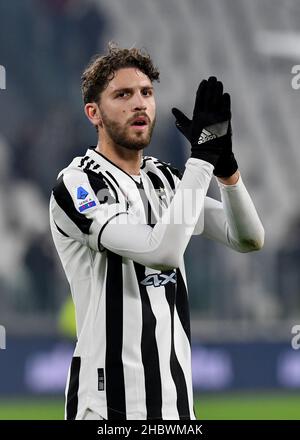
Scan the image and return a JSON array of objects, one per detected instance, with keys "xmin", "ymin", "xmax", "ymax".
[
  {"xmin": 52, "ymin": 149, "xmax": 105, "ymax": 188},
  {"xmin": 52, "ymin": 156, "xmax": 87, "ymax": 191},
  {"xmin": 51, "ymin": 149, "xmax": 117, "ymax": 207}
]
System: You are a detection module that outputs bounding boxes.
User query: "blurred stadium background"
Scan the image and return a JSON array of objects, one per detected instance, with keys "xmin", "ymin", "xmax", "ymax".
[{"xmin": 0, "ymin": 0, "xmax": 300, "ymax": 419}]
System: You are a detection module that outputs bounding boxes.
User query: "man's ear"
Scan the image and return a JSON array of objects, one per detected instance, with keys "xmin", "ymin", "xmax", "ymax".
[
  {"xmin": 97, "ymin": 105, "xmax": 103, "ymax": 127},
  {"xmin": 84, "ymin": 103, "xmax": 102, "ymax": 128}
]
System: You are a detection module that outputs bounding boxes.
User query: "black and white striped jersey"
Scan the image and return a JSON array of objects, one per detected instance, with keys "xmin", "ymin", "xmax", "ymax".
[
  {"xmin": 49, "ymin": 146, "xmax": 264, "ymax": 420},
  {"xmin": 50, "ymin": 147, "xmax": 203, "ymax": 420}
]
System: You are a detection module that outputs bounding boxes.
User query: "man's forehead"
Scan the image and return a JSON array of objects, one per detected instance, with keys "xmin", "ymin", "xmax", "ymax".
[{"xmin": 107, "ymin": 67, "xmax": 152, "ymax": 90}]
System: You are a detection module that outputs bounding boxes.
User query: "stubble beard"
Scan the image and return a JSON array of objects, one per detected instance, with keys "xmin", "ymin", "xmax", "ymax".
[{"xmin": 100, "ymin": 109, "xmax": 156, "ymax": 151}]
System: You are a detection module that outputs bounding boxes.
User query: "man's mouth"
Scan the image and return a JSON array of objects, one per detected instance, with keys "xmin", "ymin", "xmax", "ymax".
[{"xmin": 130, "ymin": 116, "xmax": 149, "ymax": 128}]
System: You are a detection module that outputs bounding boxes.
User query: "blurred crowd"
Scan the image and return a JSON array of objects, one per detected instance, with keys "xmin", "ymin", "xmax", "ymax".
[{"xmin": 0, "ymin": 0, "xmax": 108, "ymax": 321}]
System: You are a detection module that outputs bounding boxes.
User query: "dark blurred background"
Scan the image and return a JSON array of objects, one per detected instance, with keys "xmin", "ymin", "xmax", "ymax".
[{"xmin": 0, "ymin": 0, "xmax": 299, "ymax": 419}]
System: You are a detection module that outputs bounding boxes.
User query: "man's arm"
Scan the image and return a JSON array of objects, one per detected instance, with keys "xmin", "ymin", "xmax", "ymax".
[
  {"xmin": 100, "ymin": 158, "xmax": 213, "ymax": 270},
  {"xmin": 51, "ymin": 158, "xmax": 213, "ymax": 271},
  {"xmin": 201, "ymin": 172, "xmax": 264, "ymax": 252},
  {"xmin": 217, "ymin": 170, "xmax": 240, "ymax": 185},
  {"xmin": 172, "ymin": 77, "xmax": 264, "ymax": 251}
]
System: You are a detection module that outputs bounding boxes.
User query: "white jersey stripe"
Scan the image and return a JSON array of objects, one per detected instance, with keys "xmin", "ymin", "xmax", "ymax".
[
  {"xmin": 174, "ymin": 309, "xmax": 195, "ymax": 420},
  {"xmin": 122, "ymin": 260, "xmax": 147, "ymax": 419},
  {"xmin": 133, "ymin": 262, "xmax": 163, "ymax": 419},
  {"xmin": 145, "ymin": 268, "xmax": 178, "ymax": 419},
  {"xmin": 164, "ymin": 280, "xmax": 191, "ymax": 419}
]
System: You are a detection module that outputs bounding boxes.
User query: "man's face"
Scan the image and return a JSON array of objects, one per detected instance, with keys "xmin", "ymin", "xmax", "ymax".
[{"xmin": 98, "ymin": 67, "xmax": 156, "ymax": 151}]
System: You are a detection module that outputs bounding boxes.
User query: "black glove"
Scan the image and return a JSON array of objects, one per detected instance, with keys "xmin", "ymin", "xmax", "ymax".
[
  {"xmin": 172, "ymin": 76, "xmax": 238, "ymax": 176},
  {"xmin": 213, "ymin": 121, "xmax": 238, "ymax": 178}
]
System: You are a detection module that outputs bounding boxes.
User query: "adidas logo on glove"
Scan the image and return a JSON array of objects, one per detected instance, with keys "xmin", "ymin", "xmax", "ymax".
[{"xmin": 198, "ymin": 128, "xmax": 217, "ymax": 144}]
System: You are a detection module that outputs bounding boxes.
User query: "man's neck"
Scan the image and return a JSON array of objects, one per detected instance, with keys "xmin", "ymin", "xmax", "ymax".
[{"xmin": 95, "ymin": 140, "xmax": 142, "ymax": 175}]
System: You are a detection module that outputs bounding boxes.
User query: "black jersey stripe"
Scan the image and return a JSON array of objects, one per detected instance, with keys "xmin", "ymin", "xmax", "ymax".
[
  {"xmin": 83, "ymin": 159, "xmax": 95, "ymax": 171},
  {"xmin": 154, "ymin": 160, "xmax": 183, "ymax": 180},
  {"xmin": 157, "ymin": 165, "xmax": 176, "ymax": 190},
  {"xmin": 165, "ymin": 280, "xmax": 191, "ymax": 420},
  {"xmin": 52, "ymin": 176, "xmax": 92, "ymax": 234},
  {"xmin": 66, "ymin": 356, "xmax": 81, "ymax": 420},
  {"xmin": 146, "ymin": 170, "xmax": 165, "ymax": 192},
  {"xmin": 85, "ymin": 169, "xmax": 116, "ymax": 205},
  {"xmin": 54, "ymin": 220, "xmax": 69, "ymax": 238},
  {"xmin": 145, "ymin": 171, "xmax": 168, "ymax": 214},
  {"xmin": 106, "ymin": 170, "xmax": 120, "ymax": 188},
  {"xmin": 134, "ymin": 262, "xmax": 163, "ymax": 420},
  {"xmin": 175, "ymin": 269, "xmax": 191, "ymax": 345},
  {"xmin": 93, "ymin": 149, "xmax": 139, "ymax": 184},
  {"xmin": 140, "ymin": 157, "xmax": 153, "ymax": 169},
  {"xmin": 78, "ymin": 156, "xmax": 89, "ymax": 168},
  {"xmin": 83, "ymin": 156, "xmax": 120, "ymax": 204},
  {"xmin": 135, "ymin": 180, "xmax": 156, "ymax": 227},
  {"xmin": 102, "ymin": 174, "xmax": 119, "ymax": 203},
  {"xmin": 105, "ymin": 251, "xmax": 126, "ymax": 420},
  {"xmin": 85, "ymin": 169, "xmax": 109, "ymax": 193}
]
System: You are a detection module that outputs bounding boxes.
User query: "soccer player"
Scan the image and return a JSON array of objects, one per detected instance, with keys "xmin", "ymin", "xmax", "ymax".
[{"xmin": 49, "ymin": 43, "xmax": 264, "ymax": 420}]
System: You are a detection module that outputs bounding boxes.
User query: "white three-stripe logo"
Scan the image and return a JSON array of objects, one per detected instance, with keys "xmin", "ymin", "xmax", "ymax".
[{"xmin": 198, "ymin": 128, "xmax": 217, "ymax": 144}]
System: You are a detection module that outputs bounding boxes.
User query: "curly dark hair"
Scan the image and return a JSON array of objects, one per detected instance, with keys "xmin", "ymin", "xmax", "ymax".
[{"xmin": 81, "ymin": 42, "xmax": 160, "ymax": 104}]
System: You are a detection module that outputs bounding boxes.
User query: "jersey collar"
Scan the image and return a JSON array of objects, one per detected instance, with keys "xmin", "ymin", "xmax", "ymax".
[{"xmin": 87, "ymin": 147, "xmax": 145, "ymax": 184}]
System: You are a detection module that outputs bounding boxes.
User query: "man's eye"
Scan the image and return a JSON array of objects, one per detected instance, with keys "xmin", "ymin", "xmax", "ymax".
[
  {"xmin": 142, "ymin": 89, "xmax": 152, "ymax": 96},
  {"xmin": 117, "ymin": 92, "xmax": 129, "ymax": 98}
]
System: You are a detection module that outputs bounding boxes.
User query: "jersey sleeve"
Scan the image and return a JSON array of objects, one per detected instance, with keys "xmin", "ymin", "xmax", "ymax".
[
  {"xmin": 101, "ymin": 158, "xmax": 213, "ymax": 269},
  {"xmin": 201, "ymin": 176, "xmax": 265, "ymax": 252},
  {"xmin": 166, "ymin": 163, "xmax": 204, "ymax": 236},
  {"xmin": 50, "ymin": 167, "xmax": 128, "ymax": 252},
  {"xmin": 51, "ymin": 158, "xmax": 214, "ymax": 270}
]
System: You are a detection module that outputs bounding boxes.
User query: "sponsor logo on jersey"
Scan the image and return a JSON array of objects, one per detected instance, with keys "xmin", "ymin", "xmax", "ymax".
[
  {"xmin": 77, "ymin": 186, "xmax": 89, "ymax": 200},
  {"xmin": 79, "ymin": 201, "xmax": 96, "ymax": 212},
  {"xmin": 75, "ymin": 186, "xmax": 96, "ymax": 212},
  {"xmin": 141, "ymin": 271, "xmax": 176, "ymax": 287}
]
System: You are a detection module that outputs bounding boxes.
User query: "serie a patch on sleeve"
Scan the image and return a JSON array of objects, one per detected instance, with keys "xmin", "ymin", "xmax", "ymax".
[{"xmin": 73, "ymin": 185, "xmax": 97, "ymax": 213}]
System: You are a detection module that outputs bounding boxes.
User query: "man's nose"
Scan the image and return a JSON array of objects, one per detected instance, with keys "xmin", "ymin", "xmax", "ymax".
[{"xmin": 132, "ymin": 93, "xmax": 147, "ymax": 111}]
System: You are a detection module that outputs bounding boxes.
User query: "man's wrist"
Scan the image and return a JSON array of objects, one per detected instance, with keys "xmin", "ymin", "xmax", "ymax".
[{"xmin": 217, "ymin": 170, "xmax": 240, "ymax": 185}]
